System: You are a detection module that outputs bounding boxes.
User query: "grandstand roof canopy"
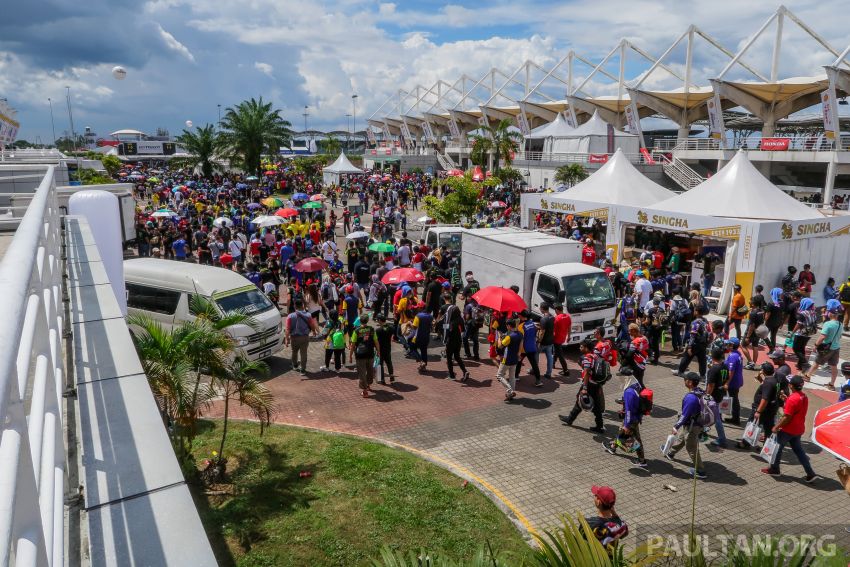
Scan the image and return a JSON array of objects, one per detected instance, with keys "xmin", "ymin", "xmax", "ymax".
[{"xmin": 719, "ymin": 75, "xmax": 829, "ymax": 104}]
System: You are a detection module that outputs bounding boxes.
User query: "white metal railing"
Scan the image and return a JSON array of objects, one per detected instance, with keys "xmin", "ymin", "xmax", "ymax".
[
  {"xmin": 654, "ymin": 135, "xmax": 850, "ymax": 152},
  {"xmin": 436, "ymin": 152, "xmax": 457, "ymax": 170},
  {"xmin": 657, "ymin": 154, "xmax": 705, "ymax": 191},
  {"xmin": 514, "ymin": 151, "xmax": 647, "ymax": 164},
  {"xmin": 0, "ymin": 166, "xmax": 65, "ymax": 566}
]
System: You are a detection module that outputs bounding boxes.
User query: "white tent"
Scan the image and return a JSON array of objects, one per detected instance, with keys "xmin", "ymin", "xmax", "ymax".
[
  {"xmin": 652, "ymin": 151, "xmax": 822, "ymax": 221},
  {"xmin": 543, "ymin": 111, "xmax": 639, "ymax": 154},
  {"xmin": 322, "ymin": 152, "xmax": 362, "ymax": 185},
  {"xmin": 556, "ymin": 149, "xmax": 675, "ymax": 205}
]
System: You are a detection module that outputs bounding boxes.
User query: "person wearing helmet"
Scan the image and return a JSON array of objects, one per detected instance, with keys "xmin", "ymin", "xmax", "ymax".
[
  {"xmin": 723, "ymin": 337, "xmax": 744, "ymax": 425},
  {"xmin": 559, "ymin": 339, "xmax": 605, "ymax": 432},
  {"xmin": 664, "ymin": 372, "xmax": 708, "ymax": 480},
  {"xmin": 839, "ymin": 361, "xmax": 850, "ymax": 402}
]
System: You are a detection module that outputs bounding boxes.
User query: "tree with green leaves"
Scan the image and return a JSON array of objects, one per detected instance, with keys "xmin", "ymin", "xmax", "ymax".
[
  {"xmin": 554, "ymin": 163, "xmax": 588, "ymax": 189},
  {"xmin": 469, "ymin": 118, "xmax": 522, "ymax": 173},
  {"xmin": 423, "ymin": 176, "xmax": 481, "ymax": 224},
  {"xmin": 321, "ymin": 134, "xmax": 342, "ymax": 156},
  {"xmin": 176, "ymin": 123, "xmax": 220, "ymax": 178},
  {"xmin": 100, "ymin": 154, "xmax": 122, "ymax": 177},
  {"xmin": 217, "ymin": 97, "xmax": 293, "ymax": 177}
]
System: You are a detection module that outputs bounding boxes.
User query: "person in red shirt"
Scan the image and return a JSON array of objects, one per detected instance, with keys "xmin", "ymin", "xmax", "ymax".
[
  {"xmin": 553, "ymin": 304, "xmax": 572, "ymax": 376},
  {"xmin": 652, "ymin": 248, "xmax": 664, "ymax": 270},
  {"xmin": 762, "ymin": 375, "xmax": 817, "ymax": 481},
  {"xmin": 581, "ymin": 239, "xmax": 597, "ymax": 266}
]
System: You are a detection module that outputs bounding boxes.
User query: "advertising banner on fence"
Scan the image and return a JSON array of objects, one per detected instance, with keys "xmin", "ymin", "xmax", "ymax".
[
  {"xmin": 448, "ymin": 119, "xmax": 461, "ymax": 139},
  {"xmin": 624, "ymin": 102, "xmax": 644, "ymax": 148},
  {"xmin": 516, "ymin": 112, "xmax": 531, "ymax": 136},
  {"xmin": 706, "ymin": 94, "xmax": 725, "ymax": 145},
  {"xmin": 589, "ymin": 154, "xmax": 609, "ymax": 164},
  {"xmin": 761, "ymin": 138, "xmax": 790, "ymax": 151}
]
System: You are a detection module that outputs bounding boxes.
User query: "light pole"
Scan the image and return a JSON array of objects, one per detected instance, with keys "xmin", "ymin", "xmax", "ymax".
[
  {"xmin": 217, "ymin": 104, "xmax": 221, "ymax": 131},
  {"xmin": 302, "ymin": 105, "xmax": 309, "ymax": 151},
  {"xmin": 47, "ymin": 98, "xmax": 57, "ymax": 146},
  {"xmin": 351, "ymin": 94, "xmax": 358, "ymax": 151},
  {"xmin": 65, "ymin": 86, "xmax": 77, "ymax": 150},
  {"xmin": 345, "ymin": 113, "xmax": 352, "ymax": 151}
]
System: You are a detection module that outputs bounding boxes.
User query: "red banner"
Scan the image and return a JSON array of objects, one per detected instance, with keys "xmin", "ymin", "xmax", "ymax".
[
  {"xmin": 385, "ymin": 149, "xmax": 392, "ymax": 155},
  {"xmin": 371, "ymin": 149, "xmax": 377, "ymax": 155},
  {"xmin": 760, "ymin": 137, "xmax": 790, "ymax": 151},
  {"xmin": 640, "ymin": 147, "xmax": 656, "ymax": 164},
  {"xmin": 589, "ymin": 154, "xmax": 609, "ymax": 163}
]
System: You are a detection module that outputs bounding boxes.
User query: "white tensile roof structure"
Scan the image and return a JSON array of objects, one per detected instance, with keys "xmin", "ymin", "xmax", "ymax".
[
  {"xmin": 652, "ymin": 151, "xmax": 822, "ymax": 221},
  {"xmin": 555, "ymin": 149, "xmax": 675, "ymax": 205},
  {"xmin": 323, "ymin": 152, "xmax": 362, "ymax": 174},
  {"xmin": 525, "ymin": 113, "xmax": 574, "ymax": 139}
]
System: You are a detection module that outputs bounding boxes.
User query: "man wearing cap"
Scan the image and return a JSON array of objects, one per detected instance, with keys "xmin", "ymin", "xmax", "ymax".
[
  {"xmin": 805, "ymin": 307, "xmax": 842, "ymax": 390},
  {"xmin": 581, "ymin": 238, "xmax": 597, "ymax": 266},
  {"xmin": 737, "ymin": 362, "xmax": 781, "ymax": 449},
  {"xmin": 665, "ymin": 372, "xmax": 708, "ymax": 479},
  {"xmin": 559, "ymin": 339, "xmax": 605, "ymax": 432},
  {"xmin": 768, "ymin": 349, "xmax": 793, "ymax": 384},
  {"xmin": 587, "ymin": 486, "xmax": 628, "ymax": 549},
  {"xmin": 723, "ymin": 337, "xmax": 744, "ymax": 425},
  {"xmin": 762, "ymin": 375, "xmax": 817, "ymax": 482}
]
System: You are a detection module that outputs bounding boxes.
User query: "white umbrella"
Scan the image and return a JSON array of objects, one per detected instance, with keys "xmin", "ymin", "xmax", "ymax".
[
  {"xmin": 416, "ymin": 215, "xmax": 433, "ymax": 223},
  {"xmin": 346, "ymin": 231, "xmax": 370, "ymax": 240},
  {"xmin": 213, "ymin": 217, "xmax": 234, "ymax": 228},
  {"xmin": 254, "ymin": 216, "xmax": 285, "ymax": 228},
  {"xmin": 151, "ymin": 209, "xmax": 176, "ymax": 218}
]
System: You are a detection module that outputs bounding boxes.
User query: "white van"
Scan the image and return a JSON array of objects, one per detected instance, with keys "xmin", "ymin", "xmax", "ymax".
[
  {"xmin": 423, "ymin": 226, "xmax": 466, "ymax": 254},
  {"xmin": 124, "ymin": 258, "xmax": 283, "ymax": 360}
]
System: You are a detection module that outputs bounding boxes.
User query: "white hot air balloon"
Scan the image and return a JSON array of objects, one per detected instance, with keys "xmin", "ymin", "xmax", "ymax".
[
  {"xmin": 185, "ymin": 120, "xmax": 193, "ymax": 128},
  {"xmin": 112, "ymin": 66, "xmax": 127, "ymax": 80}
]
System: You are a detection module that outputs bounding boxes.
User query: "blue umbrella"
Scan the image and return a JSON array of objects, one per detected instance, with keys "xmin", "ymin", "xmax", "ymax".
[
  {"xmin": 171, "ymin": 187, "xmax": 182, "ymax": 193},
  {"xmin": 293, "ymin": 192, "xmax": 308, "ymax": 201},
  {"xmin": 236, "ymin": 182, "xmax": 247, "ymax": 190},
  {"xmin": 246, "ymin": 202, "xmax": 261, "ymax": 210}
]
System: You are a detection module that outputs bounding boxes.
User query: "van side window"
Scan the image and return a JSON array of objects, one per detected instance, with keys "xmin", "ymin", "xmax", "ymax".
[
  {"xmin": 126, "ymin": 283, "xmax": 180, "ymax": 315},
  {"xmin": 426, "ymin": 232, "xmax": 437, "ymax": 249},
  {"xmin": 537, "ymin": 274, "xmax": 559, "ymax": 304}
]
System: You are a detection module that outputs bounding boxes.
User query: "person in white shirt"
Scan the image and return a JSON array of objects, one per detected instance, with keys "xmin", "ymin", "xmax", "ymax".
[
  {"xmin": 397, "ymin": 243, "xmax": 412, "ymax": 267},
  {"xmin": 634, "ymin": 271, "xmax": 653, "ymax": 309},
  {"xmin": 321, "ymin": 239, "xmax": 337, "ymax": 263},
  {"xmin": 228, "ymin": 238, "xmax": 244, "ymax": 266}
]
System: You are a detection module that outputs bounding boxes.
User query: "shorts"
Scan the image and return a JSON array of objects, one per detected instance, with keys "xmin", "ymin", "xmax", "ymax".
[
  {"xmin": 815, "ymin": 348, "xmax": 840, "ymax": 367},
  {"xmin": 744, "ymin": 336, "xmax": 761, "ymax": 349}
]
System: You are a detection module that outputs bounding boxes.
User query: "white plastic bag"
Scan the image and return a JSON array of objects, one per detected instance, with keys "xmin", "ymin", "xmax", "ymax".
[
  {"xmin": 760, "ymin": 434, "xmax": 780, "ymax": 465},
  {"xmin": 719, "ymin": 395, "xmax": 733, "ymax": 416},
  {"xmin": 742, "ymin": 420, "xmax": 763, "ymax": 447},
  {"xmin": 661, "ymin": 433, "xmax": 677, "ymax": 456}
]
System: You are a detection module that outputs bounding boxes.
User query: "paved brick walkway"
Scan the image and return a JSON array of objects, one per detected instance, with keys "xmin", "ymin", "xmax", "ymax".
[{"xmin": 211, "ymin": 332, "xmax": 850, "ymax": 547}]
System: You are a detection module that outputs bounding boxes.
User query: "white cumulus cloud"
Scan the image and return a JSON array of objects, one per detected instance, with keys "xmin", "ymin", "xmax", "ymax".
[
  {"xmin": 157, "ymin": 24, "xmax": 196, "ymax": 63},
  {"xmin": 254, "ymin": 61, "xmax": 275, "ymax": 78}
]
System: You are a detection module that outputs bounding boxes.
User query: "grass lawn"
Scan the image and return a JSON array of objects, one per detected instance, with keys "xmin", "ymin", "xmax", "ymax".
[{"xmin": 191, "ymin": 420, "xmax": 534, "ymax": 567}]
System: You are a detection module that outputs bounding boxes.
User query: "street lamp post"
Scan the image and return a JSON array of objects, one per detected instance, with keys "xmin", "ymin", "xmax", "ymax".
[
  {"xmin": 302, "ymin": 106, "xmax": 309, "ymax": 152},
  {"xmin": 217, "ymin": 104, "xmax": 221, "ymax": 131},
  {"xmin": 351, "ymin": 94, "xmax": 358, "ymax": 152},
  {"xmin": 345, "ymin": 113, "xmax": 352, "ymax": 152},
  {"xmin": 65, "ymin": 86, "xmax": 77, "ymax": 150},
  {"xmin": 48, "ymin": 98, "xmax": 57, "ymax": 147}
]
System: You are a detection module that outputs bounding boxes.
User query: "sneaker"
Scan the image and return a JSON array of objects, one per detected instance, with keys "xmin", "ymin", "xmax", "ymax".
[
  {"xmin": 671, "ymin": 369, "xmax": 681, "ymax": 376},
  {"xmin": 559, "ymin": 370, "xmax": 569, "ymax": 376},
  {"xmin": 633, "ymin": 460, "xmax": 649, "ymax": 469},
  {"xmin": 761, "ymin": 467, "xmax": 779, "ymax": 476},
  {"xmin": 544, "ymin": 374, "xmax": 552, "ymax": 380},
  {"xmin": 461, "ymin": 371, "xmax": 470, "ymax": 382},
  {"xmin": 688, "ymin": 468, "xmax": 707, "ymax": 479},
  {"xmin": 661, "ymin": 447, "xmax": 674, "ymax": 461},
  {"xmin": 558, "ymin": 415, "xmax": 573, "ymax": 425},
  {"xmin": 589, "ymin": 426, "xmax": 605, "ymax": 433},
  {"xmin": 318, "ymin": 366, "xmax": 329, "ymax": 372},
  {"xmin": 389, "ymin": 375, "xmax": 396, "ymax": 383},
  {"xmin": 603, "ymin": 442, "xmax": 616, "ymax": 455},
  {"xmin": 362, "ymin": 390, "xmax": 369, "ymax": 398},
  {"xmin": 744, "ymin": 362, "xmax": 756, "ymax": 370},
  {"xmin": 710, "ymin": 439, "xmax": 726, "ymax": 448},
  {"xmin": 534, "ymin": 381, "xmax": 543, "ymax": 387},
  {"xmin": 724, "ymin": 418, "xmax": 741, "ymax": 425},
  {"xmin": 614, "ymin": 397, "xmax": 624, "ymax": 404},
  {"xmin": 804, "ymin": 473, "xmax": 819, "ymax": 483}
]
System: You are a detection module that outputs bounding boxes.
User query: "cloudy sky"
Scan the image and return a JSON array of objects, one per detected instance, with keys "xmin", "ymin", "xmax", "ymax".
[{"xmin": 3, "ymin": 0, "xmax": 849, "ymax": 143}]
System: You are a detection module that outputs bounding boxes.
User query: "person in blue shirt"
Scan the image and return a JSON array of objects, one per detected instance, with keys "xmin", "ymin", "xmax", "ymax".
[
  {"xmin": 823, "ymin": 277, "xmax": 838, "ymax": 303},
  {"xmin": 723, "ymin": 337, "xmax": 744, "ymax": 425},
  {"xmin": 604, "ymin": 378, "xmax": 647, "ymax": 468},
  {"xmin": 665, "ymin": 372, "xmax": 708, "ymax": 479},
  {"xmin": 171, "ymin": 237, "xmax": 188, "ymax": 260},
  {"xmin": 411, "ymin": 307, "xmax": 434, "ymax": 371},
  {"xmin": 496, "ymin": 320, "xmax": 523, "ymax": 401},
  {"xmin": 518, "ymin": 310, "xmax": 542, "ymax": 387},
  {"xmin": 279, "ymin": 241, "xmax": 295, "ymax": 265}
]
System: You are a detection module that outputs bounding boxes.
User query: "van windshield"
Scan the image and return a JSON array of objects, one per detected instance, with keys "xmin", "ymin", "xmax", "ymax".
[
  {"xmin": 215, "ymin": 288, "xmax": 276, "ymax": 316},
  {"xmin": 561, "ymin": 273, "xmax": 616, "ymax": 313},
  {"xmin": 439, "ymin": 232, "xmax": 462, "ymax": 253}
]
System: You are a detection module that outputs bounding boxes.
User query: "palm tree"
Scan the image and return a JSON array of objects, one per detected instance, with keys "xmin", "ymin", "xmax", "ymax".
[
  {"xmin": 215, "ymin": 356, "xmax": 274, "ymax": 467},
  {"xmin": 176, "ymin": 124, "xmax": 219, "ymax": 178},
  {"xmin": 554, "ymin": 163, "xmax": 588, "ymax": 188},
  {"xmin": 217, "ymin": 97, "xmax": 293, "ymax": 177},
  {"xmin": 323, "ymin": 134, "xmax": 342, "ymax": 157},
  {"xmin": 469, "ymin": 118, "xmax": 522, "ymax": 173}
]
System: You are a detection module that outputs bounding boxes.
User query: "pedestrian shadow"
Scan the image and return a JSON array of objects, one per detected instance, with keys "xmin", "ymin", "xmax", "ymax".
[
  {"xmin": 514, "ymin": 379, "xmax": 561, "ymax": 394},
  {"xmin": 514, "ymin": 397, "xmax": 552, "ymax": 410},
  {"xmin": 388, "ymin": 381, "xmax": 418, "ymax": 392},
  {"xmin": 648, "ymin": 405, "xmax": 678, "ymax": 419},
  {"xmin": 647, "ymin": 458, "xmax": 747, "ymax": 485},
  {"xmin": 371, "ymin": 389, "xmax": 404, "ymax": 403},
  {"xmin": 461, "ymin": 377, "xmax": 493, "ymax": 388}
]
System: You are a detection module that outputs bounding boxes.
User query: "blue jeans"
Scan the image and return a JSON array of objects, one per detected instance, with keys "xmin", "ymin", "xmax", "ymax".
[
  {"xmin": 768, "ymin": 431, "xmax": 815, "ymax": 476},
  {"xmin": 540, "ymin": 344, "xmax": 554, "ymax": 377},
  {"xmin": 702, "ymin": 274, "xmax": 715, "ymax": 298},
  {"xmin": 710, "ymin": 402, "xmax": 727, "ymax": 443}
]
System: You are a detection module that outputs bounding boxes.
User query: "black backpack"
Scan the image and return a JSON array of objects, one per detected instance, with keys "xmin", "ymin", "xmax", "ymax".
[
  {"xmin": 590, "ymin": 356, "xmax": 612, "ymax": 385},
  {"xmin": 840, "ymin": 284, "xmax": 850, "ymax": 303}
]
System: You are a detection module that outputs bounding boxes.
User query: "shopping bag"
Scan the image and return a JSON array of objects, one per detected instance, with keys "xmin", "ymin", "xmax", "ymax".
[
  {"xmin": 741, "ymin": 420, "xmax": 762, "ymax": 447},
  {"xmin": 760, "ymin": 434, "xmax": 780, "ymax": 464},
  {"xmin": 718, "ymin": 396, "xmax": 733, "ymax": 416},
  {"xmin": 661, "ymin": 433, "xmax": 677, "ymax": 456},
  {"xmin": 373, "ymin": 354, "xmax": 380, "ymax": 368}
]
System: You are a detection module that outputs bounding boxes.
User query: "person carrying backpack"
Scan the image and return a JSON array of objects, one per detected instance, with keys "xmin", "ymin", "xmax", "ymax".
[
  {"xmin": 642, "ymin": 293, "xmax": 669, "ymax": 365},
  {"xmin": 838, "ymin": 276, "xmax": 850, "ymax": 331},
  {"xmin": 675, "ymin": 304, "xmax": 710, "ymax": 378},
  {"xmin": 604, "ymin": 377, "xmax": 649, "ymax": 469},
  {"xmin": 616, "ymin": 295, "xmax": 638, "ymax": 343},
  {"xmin": 790, "ymin": 298, "xmax": 817, "ymax": 373},
  {"xmin": 669, "ymin": 293, "xmax": 690, "ymax": 354},
  {"xmin": 350, "ymin": 313, "xmax": 380, "ymax": 398},
  {"xmin": 663, "ymin": 372, "xmax": 709, "ymax": 479},
  {"xmin": 559, "ymin": 339, "xmax": 606, "ymax": 432}
]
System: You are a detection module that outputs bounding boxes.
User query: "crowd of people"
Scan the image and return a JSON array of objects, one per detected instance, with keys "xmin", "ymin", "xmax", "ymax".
[{"xmin": 119, "ymin": 157, "xmax": 850, "ymax": 506}]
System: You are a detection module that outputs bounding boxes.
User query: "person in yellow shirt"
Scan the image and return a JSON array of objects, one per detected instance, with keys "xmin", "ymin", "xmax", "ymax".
[{"xmin": 727, "ymin": 284, "xmax": 746, "ymax": 339}]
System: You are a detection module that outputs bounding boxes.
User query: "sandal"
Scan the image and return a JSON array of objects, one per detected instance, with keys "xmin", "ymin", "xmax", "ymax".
[{"xmin": 826, "ymin": 384, "xmax": 835, "ymax": 391}]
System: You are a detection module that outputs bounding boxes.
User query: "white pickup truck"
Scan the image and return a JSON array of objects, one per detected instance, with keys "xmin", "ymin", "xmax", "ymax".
[{"xmin": 461, "ymin": 228, "xmax": 616, "ymax": 345}]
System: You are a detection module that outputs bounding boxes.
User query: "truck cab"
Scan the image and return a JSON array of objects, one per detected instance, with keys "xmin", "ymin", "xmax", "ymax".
[
  {"xmin": 423, "ymin": 226, "xmax": 465, "ymax": 254},
  {"xmin": 530, "ymin": 263, "xmax": 617, "ymax": 344}
]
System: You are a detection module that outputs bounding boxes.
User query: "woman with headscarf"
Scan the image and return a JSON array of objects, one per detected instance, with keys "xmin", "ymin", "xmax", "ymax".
[
  {"xmin": 791, "ymin": 298, "xmax": 818, "ymax": 372},
  {"xmin": 764, "ymin": 288, "xmax": 785, "ymax": 351}
]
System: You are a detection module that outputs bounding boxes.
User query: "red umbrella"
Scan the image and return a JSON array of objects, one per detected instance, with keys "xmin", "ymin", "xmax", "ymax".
[
  {"xmin": 812, "ymin": 399, "xmax": 850, "ymax": 463},
  {"xmin": 265, "ymin": 170, "xmax": 276, "ymax": 176},
  {"xmin": 309, "ymin": 194, "xmax": 326, "ymax": 201},
  {"xmin": 381, "ymin": 267, "xmax": 425, "ymax": 284},
  {"xmin": 295, "ymin": 257, "xmax": 328, "ymax": 272},
  {"xmin": 490, "ymin": 200, "xmax": 507, "ymax": 208},
  {"xmin": 274, "ymin": 208, "xmax": 299, "ymax": 218},
  {"xmin": 472, "ymin": 165, "xmax": 484, "ymax": 182},
  {"xmin": 446, "ymin": 169, "xmax": 464, "ymax": 177},
  {"xmin": 471, "ymin": 286, "xmax": 527, "ymax": 313}
]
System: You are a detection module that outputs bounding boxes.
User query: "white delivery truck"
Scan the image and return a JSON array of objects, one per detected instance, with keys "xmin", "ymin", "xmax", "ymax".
[
  {"xmin": 461, "ymin": 227, "xmax": 616, "ymax": 345},
  {"xmin": 423, "ymin": 225, "xmax": 466, "ymax": 254}
]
